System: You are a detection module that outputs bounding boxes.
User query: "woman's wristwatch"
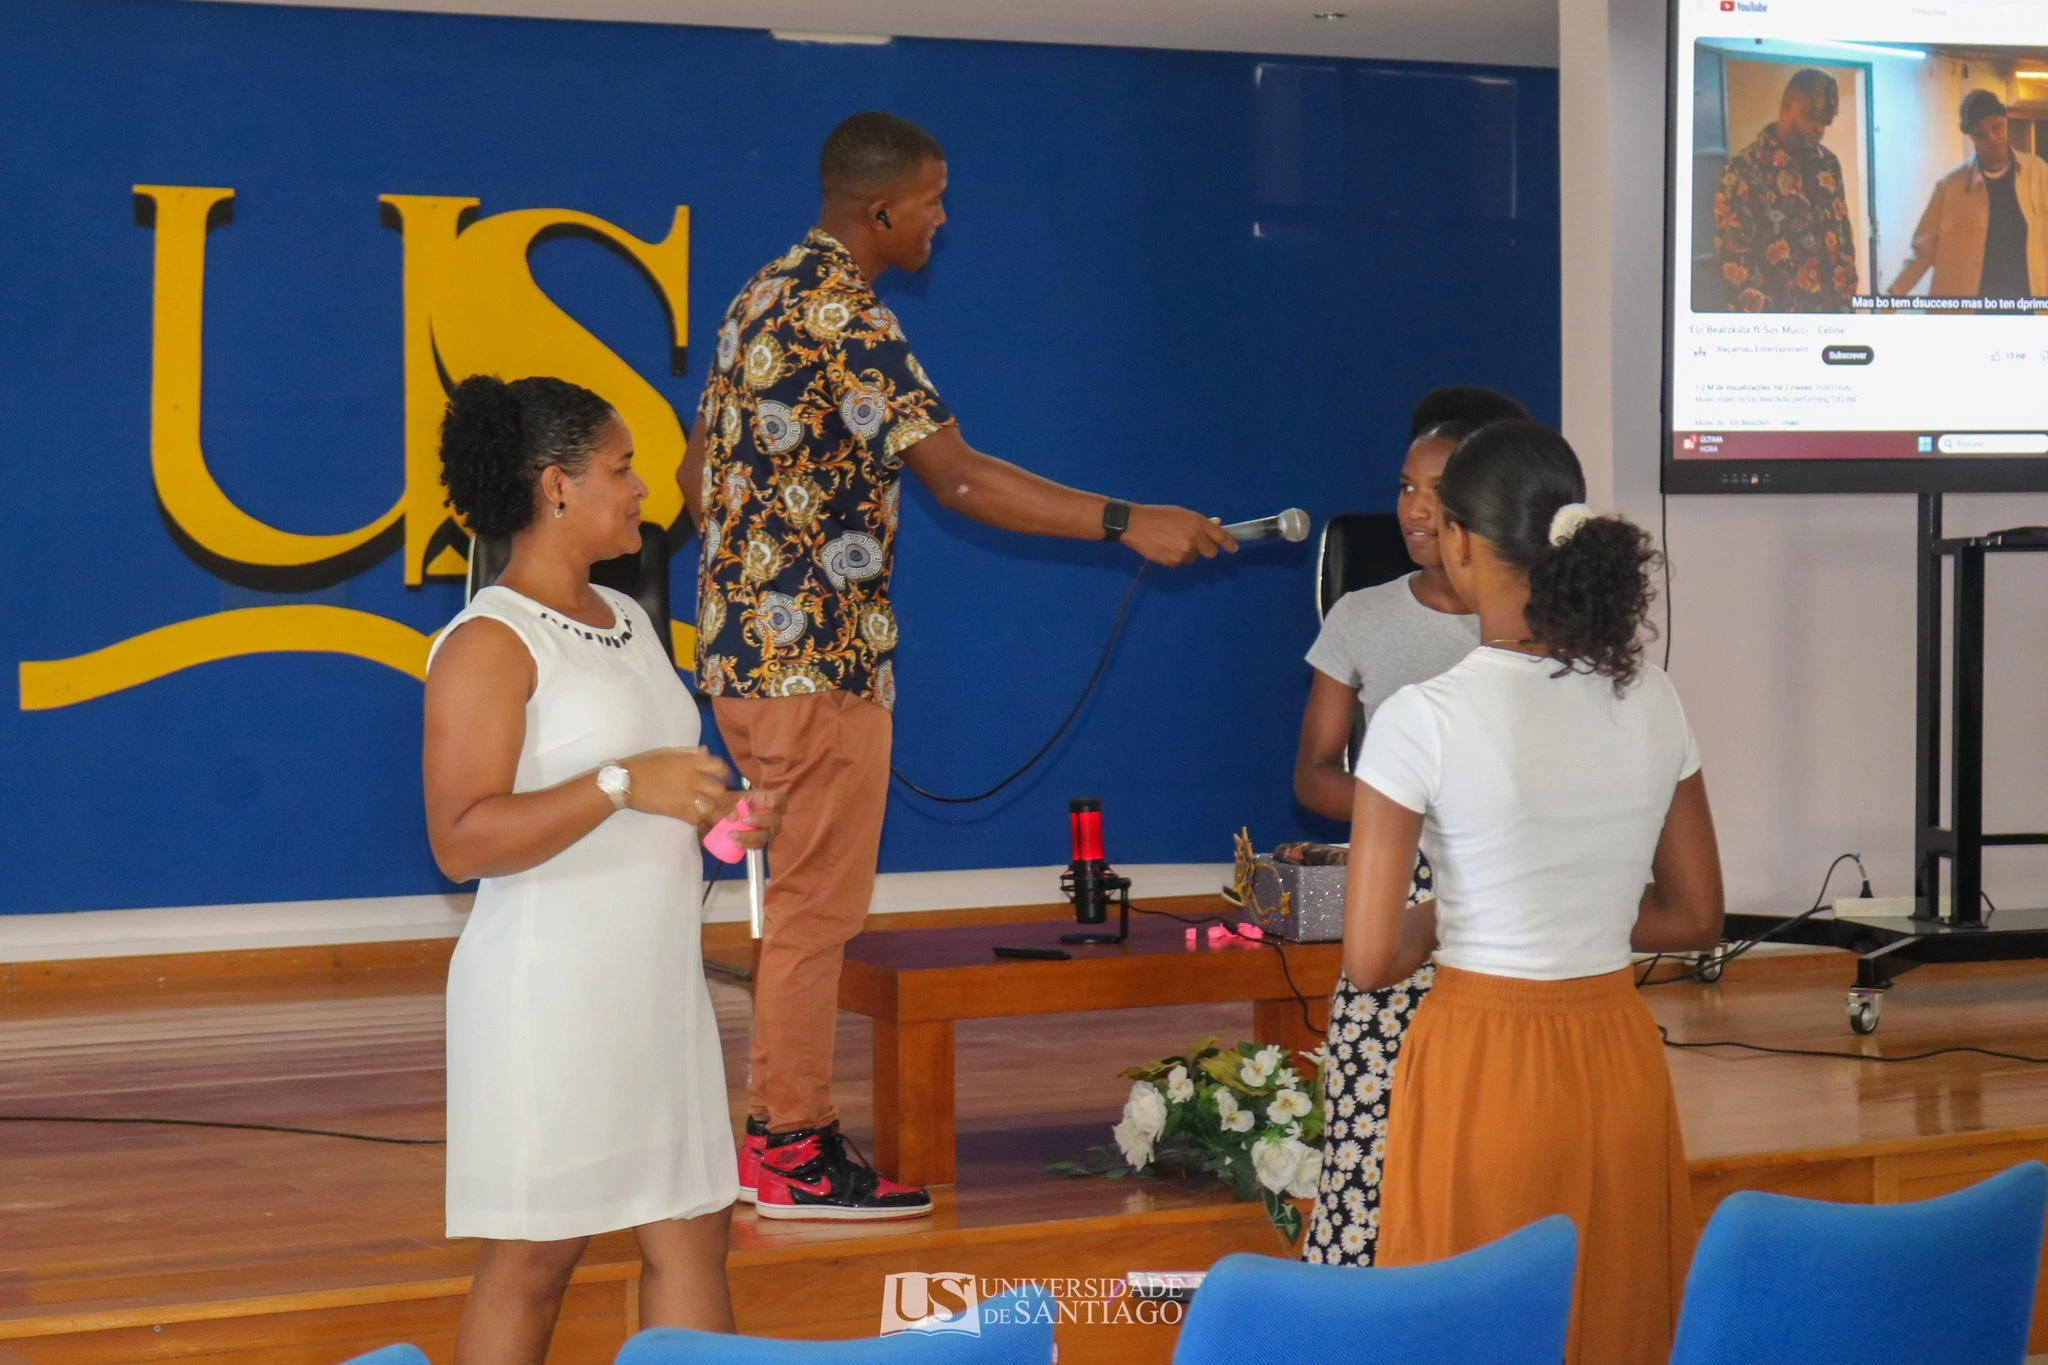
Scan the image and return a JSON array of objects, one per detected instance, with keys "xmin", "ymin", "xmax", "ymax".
[{"xmin": 596, "ymin": 763, "xmax": 631, "ymax": 811}]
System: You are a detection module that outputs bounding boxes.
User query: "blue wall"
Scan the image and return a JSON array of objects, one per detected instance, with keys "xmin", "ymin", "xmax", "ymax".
[{"xmin": 0, "ymin": 0, "xmax": 1558, "ymax": 914}]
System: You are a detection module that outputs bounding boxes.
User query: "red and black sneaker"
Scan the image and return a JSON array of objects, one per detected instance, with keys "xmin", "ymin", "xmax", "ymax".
[
  {"xmin": 754, "ymin": 1122, "xmax": 934, "ymax": 1222},
  {"xmin": 736, "ymin": 1116, "xmax": 768, "ymax": 1205}
]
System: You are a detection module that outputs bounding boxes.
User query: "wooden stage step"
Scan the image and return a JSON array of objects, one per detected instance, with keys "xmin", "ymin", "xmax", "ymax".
[{"xmin": 2, "ymin": 921, "xmax": 2047, "ymax": 1362}]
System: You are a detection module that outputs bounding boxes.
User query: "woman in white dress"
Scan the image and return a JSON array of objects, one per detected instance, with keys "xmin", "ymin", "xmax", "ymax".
[{"xmin": 422, "ymin": 375, "xmax": 782, "ymax": 1365}]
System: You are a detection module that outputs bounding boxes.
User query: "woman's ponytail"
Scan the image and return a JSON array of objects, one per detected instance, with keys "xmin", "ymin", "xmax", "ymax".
[
  {"xmin": 1436, "ymin": 419, "xmax": 1661, "ymax": 689},
  {"xmin": 1525, "ymin": 513, "xmax": 1659, "ymax": 687}
]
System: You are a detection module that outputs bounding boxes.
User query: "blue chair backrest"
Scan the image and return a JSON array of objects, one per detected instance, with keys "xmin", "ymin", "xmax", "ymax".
[
  {"xmin": 614, "ymin": 1286, "xmax": 1053, "ymax": 1364},
  {"xmin": 338, "ymin": 1348, "xmax": 428, "ymax": 1365},
  {"xmin": 1670, "ymin": 1160, "xmax": 2048, "ymax": 1365},
  {"xmin": 1173, "ymin": 1215, "xmax": 1576, "ymax": 1365}
]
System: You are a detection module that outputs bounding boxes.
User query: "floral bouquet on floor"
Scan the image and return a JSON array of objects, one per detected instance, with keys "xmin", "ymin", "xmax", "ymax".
[{"xmin": 1047, "ymin": 1037, "xmax": 1326, "ymax": 1244}]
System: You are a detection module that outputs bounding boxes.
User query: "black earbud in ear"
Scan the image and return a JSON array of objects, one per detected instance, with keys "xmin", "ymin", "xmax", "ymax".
[{"xmin": 875, "ymin": 208, "xmax": 893, "ymax": 230}]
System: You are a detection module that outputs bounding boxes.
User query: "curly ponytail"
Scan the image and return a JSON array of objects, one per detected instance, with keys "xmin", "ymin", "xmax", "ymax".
[
  {"xmin": 438, "ymin": 374, "xmax": 615, "ymax": 539},
  {"xmin": 1437, "ymin": 419, "xmax": 1661, "ymax": 689}
]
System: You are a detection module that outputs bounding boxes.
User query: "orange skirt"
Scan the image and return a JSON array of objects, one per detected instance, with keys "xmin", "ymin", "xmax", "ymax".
[{"xmin": 1376, "ymin": 965, "xmax": 1693, "ymax": 1365}]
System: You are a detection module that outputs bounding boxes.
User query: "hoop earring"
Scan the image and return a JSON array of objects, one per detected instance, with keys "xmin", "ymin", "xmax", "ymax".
[{"xmin": 553, "ymin": 502, "xmax": 565, "ymax": 519}]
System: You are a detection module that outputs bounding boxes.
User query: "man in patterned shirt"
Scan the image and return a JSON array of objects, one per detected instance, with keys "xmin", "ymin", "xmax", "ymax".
[
  {"xmin": 681, "ymin": 111, "xmax": 1232, "ymax": 1221},
  {"xmin": 1712, "ymin": 68, "xmax": 1859, "ymax": 313}
]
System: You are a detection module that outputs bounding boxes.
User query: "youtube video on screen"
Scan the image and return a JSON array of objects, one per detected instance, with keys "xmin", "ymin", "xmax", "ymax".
[{"xmin": 1665, "ymin": 1, "xmax": 2048, "ymax": 493}]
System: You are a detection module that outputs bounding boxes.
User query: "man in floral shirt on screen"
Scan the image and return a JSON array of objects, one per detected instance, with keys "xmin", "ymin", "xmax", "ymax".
[
  {"xmin": 1713, "ymin": 67, "xmax": 1859, "ymax": 313},
  {"xmin": 681, "ymin": 111, "xmax": 1233, "ymax": 1222}
]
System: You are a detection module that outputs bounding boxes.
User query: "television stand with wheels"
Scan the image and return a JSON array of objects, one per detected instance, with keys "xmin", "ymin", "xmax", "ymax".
[{"xmin": 1721, "ymin": 492, "xmax": 2048, "ymax": 1034}]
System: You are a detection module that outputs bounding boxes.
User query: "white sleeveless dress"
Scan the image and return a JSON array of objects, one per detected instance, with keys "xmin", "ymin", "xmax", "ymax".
[{"xmin": 427, "ymin": 584, "xmax": 736, "ymax": 1241}]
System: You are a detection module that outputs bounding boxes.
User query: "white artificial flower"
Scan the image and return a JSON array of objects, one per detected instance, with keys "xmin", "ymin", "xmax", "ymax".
[
  {"xmin": 1251, "ymin": 1136, "xmax": 1299, "ymax": 1194},
  {"xmin": 1112, "ymin": 1117, "xmax": 1155, "ymax": 1169},
  {"xmin": 1165, "ymin": 1065, "xmax": 1195, "ymax": 1104},
  {"xmin": 1215, "ymin": 1089, "xmax": 1256, "ymax": 1134},
  {"xmin": 1283, "ymin": 1139, "xmax": 1323, "ymax": 1199},
  {"xmin": 1267, "ymin": 1088, "xmax": 1313, "ymax": 1124},
  {"xmin": 1238, "ymin": 1049, "xmax": 1279, "ymax": 1086},
  {"xmin": 1123, "ymin": 1081, "xmax": 1169, "ymax": 1143}
]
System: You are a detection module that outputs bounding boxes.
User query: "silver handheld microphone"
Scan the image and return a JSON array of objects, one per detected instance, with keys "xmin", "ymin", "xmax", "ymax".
[
  {"xmin": 740, "ymin": 776, "xmax": 767, "ymax": 940},
  {"xmin": 1220, "ymin": 508, "xmax": 1310, "ymax": 543}
]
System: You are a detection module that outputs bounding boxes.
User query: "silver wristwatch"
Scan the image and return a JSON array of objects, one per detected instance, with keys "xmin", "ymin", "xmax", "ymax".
[{"xmin": 596, "ymin": 763, "xmax": 631, "ymax": 811}]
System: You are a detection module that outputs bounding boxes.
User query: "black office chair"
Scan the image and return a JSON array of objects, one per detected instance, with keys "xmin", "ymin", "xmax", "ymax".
[
  {"xmin": 1316, "ymin": 512, "xmax": 1411, "ymax": 620},
  {"xmin": 465, "ymin": 528, "xmax": 675, "ymax": 664}
]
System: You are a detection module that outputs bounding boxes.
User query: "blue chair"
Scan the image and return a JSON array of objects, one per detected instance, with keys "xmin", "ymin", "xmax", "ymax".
[
  {"xmin": 615, "ymin": 1286, "xmax": 1052, "ymax": 1363},
  {"xmin": 1670, "ymin": 1161, "xmax": 2048, "ymax": 1365},
  {"xmin": 1172, "ymin": 1215, "xmax": 1576, "ymax": 1365},
  {"xmin": 339, "ymin": 1349, "xmax": 428, "ymax": 1365}
]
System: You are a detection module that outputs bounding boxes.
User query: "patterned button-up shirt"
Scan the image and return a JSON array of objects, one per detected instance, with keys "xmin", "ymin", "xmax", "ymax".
[
  {"xmin": 1713, "ymin": 122, "xmax": 1859, "ymax": 312},
  {"xmin": 694, "ymin": 230, "xmax": 954, "ymax": 709}
]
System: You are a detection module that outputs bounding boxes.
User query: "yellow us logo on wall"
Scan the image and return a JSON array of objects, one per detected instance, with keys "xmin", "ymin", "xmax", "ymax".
[{"xmin": 17, "ymin": 186, "xmax": 696, "ymax": 711}]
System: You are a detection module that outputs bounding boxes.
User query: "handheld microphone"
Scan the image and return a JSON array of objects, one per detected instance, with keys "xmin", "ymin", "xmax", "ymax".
[
  {"xmin": 1220, "ymin": 508, "xmax": 1310, "ymax": 543},
  {"xmin": 1060, "ymin": 797, "xmax": 1131, "ymax": 945}
]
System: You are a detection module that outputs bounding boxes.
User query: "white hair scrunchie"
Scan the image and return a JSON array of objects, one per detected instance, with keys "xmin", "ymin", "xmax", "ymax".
[{"xmin": 1548, "ymin": 502, "xmax": 1594, "ymax": 548}]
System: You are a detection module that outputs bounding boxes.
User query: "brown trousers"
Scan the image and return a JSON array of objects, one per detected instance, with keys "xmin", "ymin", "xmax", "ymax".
[{"xmin": 711, "ymin": 690, "xmax": 891, "ymax": 1133}]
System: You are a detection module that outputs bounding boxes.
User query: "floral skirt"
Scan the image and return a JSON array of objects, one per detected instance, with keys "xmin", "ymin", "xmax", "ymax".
[{"xmin": 1301, "ymin": 853, "xmax": 1434, "ymax": 1267}]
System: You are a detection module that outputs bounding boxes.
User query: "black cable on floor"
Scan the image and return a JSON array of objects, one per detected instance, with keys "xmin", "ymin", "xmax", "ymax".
[
  {"xmin": 1129, "ymin": 901, "xmax": 1321, "ymax": 1041},
  {"xmin": 1658, "ymin": 1027, "xmax": 2048, "ymax": 1067},
  {"xmin": 1638, "ymin": 852, "xmax": 1868, "ymax": 989},
  {"xmin": 0, "ymin": 1114, "xmax": 444, "ymax": 1144},
  {"xmin": 890, "ymin": 563, "xmax": 1148, "ymax": 805}
]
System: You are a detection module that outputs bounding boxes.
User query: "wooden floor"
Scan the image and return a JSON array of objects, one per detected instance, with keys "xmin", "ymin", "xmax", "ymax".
[{"xmin": 3, "ymin": 920, "xmax": 2048, "ymax": 1362}]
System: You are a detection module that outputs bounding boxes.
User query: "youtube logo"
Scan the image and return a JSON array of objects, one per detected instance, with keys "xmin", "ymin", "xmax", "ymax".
[{"xmin": 1720, "ymin": 0, "xmax": 1733, "ymax": 9}]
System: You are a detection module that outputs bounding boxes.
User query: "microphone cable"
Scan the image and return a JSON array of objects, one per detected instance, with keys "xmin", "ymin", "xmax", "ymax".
[{"xmin": 890, "ymin": 563, "xmax": 1148, "ymax": 804}]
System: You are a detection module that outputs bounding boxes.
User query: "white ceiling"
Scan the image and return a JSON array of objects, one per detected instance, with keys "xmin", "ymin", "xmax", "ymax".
[{"xmin": 185, "ymin": 0, "xmax": 1559, "ymax": 68}]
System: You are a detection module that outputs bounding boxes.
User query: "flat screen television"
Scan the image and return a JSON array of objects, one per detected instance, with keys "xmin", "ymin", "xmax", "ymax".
[{"xmin": 1663, "ymin": 0, "xmax": 2048, "ymax": 493}]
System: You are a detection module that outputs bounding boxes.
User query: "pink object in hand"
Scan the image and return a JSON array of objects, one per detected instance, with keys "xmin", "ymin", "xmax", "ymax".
[{"xmin": 703, "ymin": 799, "xmax": 753, "ymax": 864}]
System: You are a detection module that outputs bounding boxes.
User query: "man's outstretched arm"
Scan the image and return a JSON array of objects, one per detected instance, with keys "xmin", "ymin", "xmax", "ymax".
[{"xmin": 899, "ymin": 425, "xmax": 1235, "ymax": 567}]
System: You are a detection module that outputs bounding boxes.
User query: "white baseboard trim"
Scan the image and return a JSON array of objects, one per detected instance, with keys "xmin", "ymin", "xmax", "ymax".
[{"xmin": 0, "ymin": 864, "xmax": 1234, "ymax": 964}]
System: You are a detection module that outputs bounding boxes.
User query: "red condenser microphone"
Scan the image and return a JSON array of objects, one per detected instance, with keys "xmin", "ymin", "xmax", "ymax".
[
  {"xmin": 1061, "ymin": 797, "xmax": 1131, "ymax": 945},
  {"xmin": 1070, "ymin": 798, "xmax": 1105, "ymax": 862}
]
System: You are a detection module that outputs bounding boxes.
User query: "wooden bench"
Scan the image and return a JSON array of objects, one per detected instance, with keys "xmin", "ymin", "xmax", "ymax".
[{"xmin": 837, "ymin": 896, "xmax": 1339, "ymax": 1187}]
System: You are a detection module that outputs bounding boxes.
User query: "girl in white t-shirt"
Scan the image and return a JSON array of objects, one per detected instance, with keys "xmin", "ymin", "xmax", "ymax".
[
  {"xmin": 1344, "ymin": 420, "xmax": 1724, "ymax": 1365},
  {"xmin": 1293, "ymin": 386, "xmax": 1525, "ymax": 1269}
]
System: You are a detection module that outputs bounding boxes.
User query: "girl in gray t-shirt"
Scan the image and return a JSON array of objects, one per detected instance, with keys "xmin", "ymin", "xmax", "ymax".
[{"xmin": 1294, "ymin": 397, "xmax": 1514, "ymax": 1268}]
